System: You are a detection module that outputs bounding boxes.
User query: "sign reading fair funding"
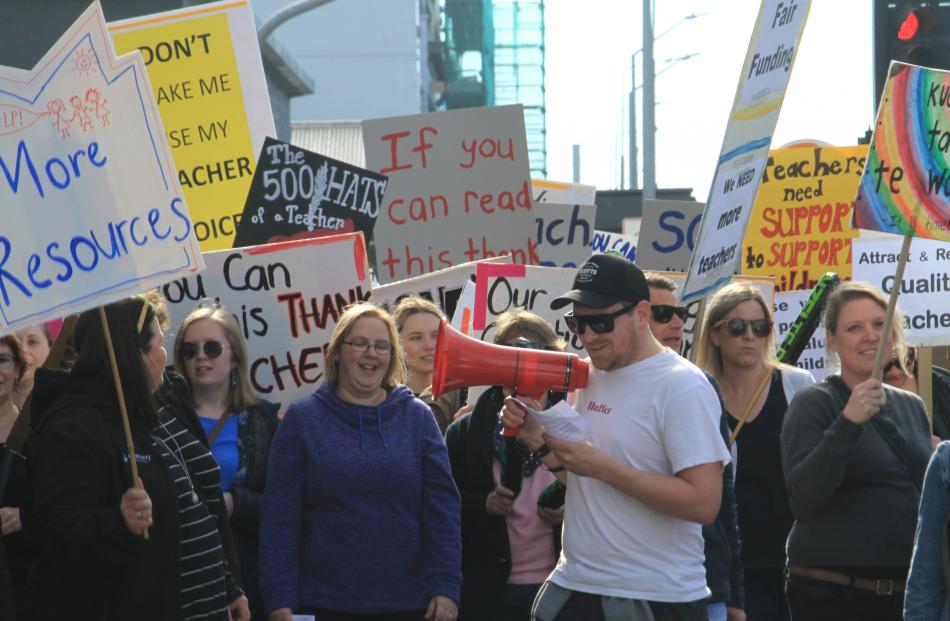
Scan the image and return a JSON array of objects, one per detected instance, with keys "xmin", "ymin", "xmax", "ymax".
[
  {"xmin": 363, "ymin": 105, "xmax": 536, "ymax": 284},
  {"xmin": 0, "ymin": 3, "xmax": 203, "ymax": 333},
  {"xmin": 109, "ymin": 0, "xmax": 275, "ymax": 251}
]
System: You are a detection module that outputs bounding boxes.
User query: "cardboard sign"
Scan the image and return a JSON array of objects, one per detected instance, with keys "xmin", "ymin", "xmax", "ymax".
[
  {"xmin": 590, "ymin": 230, "xmax": 637, "ymax": 262},
  {"xmin": 852, "ymin": 237, "xmax": 950, "ymax": 346},
  {"xmin": 681, "ymin": 0, "xmax": 811, "ymax": 302},
  {"xmin": 534, "ymin": 203, "xmax": 597, "ymax": 268},
  {"xmin": 161, "ymin": 233, "xmax": 370, "ymax": 408},
  {"xmin": 854, "ymin": 63, "xmax": 950, "ymax": 240},
  {"xmin": 636, "ymin": 200, "xmax": 705, "ymax": 272},
  {"xmin": 622, "ymin": 217, "xmax": 641, "ymax": 238},
  {"xmin": 362, "ymin": 105, "xmax": 536, "ymax": 284},
  {"xmin": 372, "ymin": 256, "xmax": 510, "ymax": 320},
  {"xmin": 741, "ymin": 145, "xmax": 865, "ymax": 290},
  {"xmin": 233, "ymin": 137, "xmax": 389, "ymax": 248},
  {"xmin": 0, "ymin": 3, "xmax": 203, "ymax": 333},
  {"xmin": 532, "ymin": 178, "xmax": 596, "ymax": 206},
  {"xmin": 773, "ymin": 289, "xmax": 831, "ymax": 380},
  {"xmin": 109, "ymin": 0, "xmax": 275, "ymax": 251}
]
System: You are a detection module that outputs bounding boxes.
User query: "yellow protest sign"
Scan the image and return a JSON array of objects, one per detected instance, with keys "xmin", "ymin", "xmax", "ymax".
[
  {"xmin": 741, "ymin": 145, "xmax": 866, "ymax": 291},
  {"xmin": 109, "ymin": 0, "xmax": 275, "ymax": 250}
]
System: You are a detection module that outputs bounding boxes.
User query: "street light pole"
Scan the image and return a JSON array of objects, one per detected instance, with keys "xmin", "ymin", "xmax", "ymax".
[
  {"xmin": 642, "ymin": 0, "xmax": 656, "ymax": 200},
  {"xmin": 629, "ymin": 55, "xmax": 638, "ymax": 191}
]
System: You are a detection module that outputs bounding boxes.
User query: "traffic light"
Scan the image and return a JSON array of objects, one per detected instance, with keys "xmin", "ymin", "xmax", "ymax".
[{"xmin": 873, "ymin": 1, "xmax": 950, "ymax": 110}]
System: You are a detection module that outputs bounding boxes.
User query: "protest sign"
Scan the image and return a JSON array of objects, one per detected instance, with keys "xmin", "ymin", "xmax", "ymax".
[
  {"xmin": 773, "ymin": 289, "xmax": 831, "ymax": 380},
  {"xmin": 741, "ymin": 145, "xmax": 865, "ymax": 290},
  {"xmin": 0, "ymin": 3, "xmax": 203, "ymax": 333},
  {"xmin": 854, "ymin": 63, "xmax": 950, "ymax": 240},
  {"xmin": 372, "ymin": 256, "xmax": 510, "ymax": 320},
  {"xmin": 622, "ymin": 217, "xmax": 641, "ymax": 238},
  {"xmin": 590, "ymin": 230, "xmax": 637, "ymax": 262},
  {"xmin": 531, "ymin": 178, "xmax": 596, "ymax": 206},
  {"xmin": 681, "ymin": 0, "xmax": 811, "ymax": 302},
  {"xmin": 635, "ymin": 200, "xmax": 704, "ymax": 272},
  {"xmin": 232, "ymin": 137, "xmax": 389, "ymax": 248},
  {"xmin": 161, "ymin": 233, "xmax": 370, "ymax": 408},
  {"xmin": 534, "ymin": 203, "xmax": 597, "ymax": 268},
  {"xmin": 109, "ymin": 0, "xmax": 275, "ymax": 251},
  {"xmin": 853, "ymin": 237, "xmax": 950, "ymax": 346},
  {"xmin": 362, "ymin": 105, "xmax": 536, "ymax": 284}
]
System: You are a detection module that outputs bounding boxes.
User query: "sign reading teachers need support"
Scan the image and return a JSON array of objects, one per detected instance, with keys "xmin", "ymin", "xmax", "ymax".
[
  {"xmin": 233, "ymin": 138, "xmax": 389, "ymax": 248},
  {"xmin": 363, "ymin": 105, "xmax": 536, "ymax": 284},
  {"xmin": 0, "ymin": 3, "xmax": 203, "ymax": 333},
  {"xmin": 109, "ymin": 0, "xmax": 275, "ymax": 251},
  {"xmin": 161, "ymin": 233, "xmax": 370, "ymax": 408}
]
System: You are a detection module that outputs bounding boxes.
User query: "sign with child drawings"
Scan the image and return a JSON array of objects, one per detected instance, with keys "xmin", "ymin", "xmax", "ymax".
[
  {"xmin": 362, "ymin": 104, "xmax": 536, "ymax": 284},
  {"xmin": 854, "ymin": 62, "xmax": 950, "ymax": 240},
  {"xmin": 233, "ymin": 137, "xmax": 389, "ymax": 248},
  {"xmin": 109, "ymin": 0, "xmax": 275, "ymax": 251},
  {"xmin": 160, "ymin": 233, "xmax": 370, "ymax": 410},
  {"xmin": 0, "ymin": 3, "xmax": 203, "ymax": 334}
]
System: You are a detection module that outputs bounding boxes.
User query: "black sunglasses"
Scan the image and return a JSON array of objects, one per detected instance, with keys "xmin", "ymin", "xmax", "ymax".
[
  {"xmin": 722, "ymin": 318, "xmax": 773, "ymax": 338},
  {"xmin": 564, "ymin": 304, "xmax": 635, "ymax": 335},
  {"xmin": 180, "ymin": 340, "xmax": 228, "ymax": 360},
  {"xmin": 651, "ymin": 304, "xmax": 689, "ymax": 324}
]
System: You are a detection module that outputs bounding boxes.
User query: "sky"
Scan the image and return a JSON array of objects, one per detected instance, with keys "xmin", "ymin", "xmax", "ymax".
[{"xmin": 543, "ymin": 0, "xmax": 874, "ymax": 199}]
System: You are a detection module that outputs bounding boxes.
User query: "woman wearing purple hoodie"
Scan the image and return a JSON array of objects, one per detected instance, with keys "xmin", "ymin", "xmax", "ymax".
[{"xmin": 260, "ymin": 303, "xmax": 461, "ymax": 621}]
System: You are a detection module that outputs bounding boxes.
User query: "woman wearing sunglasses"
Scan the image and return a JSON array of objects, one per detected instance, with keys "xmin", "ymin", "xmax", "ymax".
[
  {"xmin": 173, "ymin": 305, "xmax": 279, "ymax": 621},
  {"xmin": 695, "ymin": 283, "xmax": 814, "ymax": 621},
  {"xmin": 445, "ymin": 309, "xmax": 566, "ymax": 621},
  {"xmin": 260, "ymin": 302, "xmax": 461, "ymax": 621},
  {"xmin": 781, "ymin": 282, "xmax": 931, "ymax": 621}
]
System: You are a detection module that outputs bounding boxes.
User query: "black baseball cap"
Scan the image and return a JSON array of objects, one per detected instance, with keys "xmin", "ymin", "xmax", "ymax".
[{"xmin": 550, "ymin": 253, "xmax": 650, "ymax": 310}]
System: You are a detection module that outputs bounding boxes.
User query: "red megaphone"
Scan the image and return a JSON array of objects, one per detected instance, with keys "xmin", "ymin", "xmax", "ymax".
[{"xmin": 431, "ymin": 319, "xmax": 589, "ymax": 436}]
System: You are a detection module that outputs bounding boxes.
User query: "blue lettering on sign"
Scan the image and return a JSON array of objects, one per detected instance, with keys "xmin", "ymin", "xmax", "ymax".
[
  {"xmin": 653, "ymin": 210, "xmax": 702, "ymax": 253},
  {"xmin": 590, "ymin": 232, "xmax": 636, "ymax": 261},
  {"xmin": 0, "ymin": 139, "xmax": 108, "ymax": 199}
]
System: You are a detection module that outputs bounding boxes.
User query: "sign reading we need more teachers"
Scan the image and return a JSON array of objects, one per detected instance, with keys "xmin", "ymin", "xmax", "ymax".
[{"xmin": 0, "ymin": 3, "xmax": 203, "ymax": 334}]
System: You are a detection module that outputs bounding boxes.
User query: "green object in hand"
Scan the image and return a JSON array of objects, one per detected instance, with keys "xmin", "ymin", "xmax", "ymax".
[{"xmin": 538, "ymin": 480, "xmax": 566, "ymax": 509}]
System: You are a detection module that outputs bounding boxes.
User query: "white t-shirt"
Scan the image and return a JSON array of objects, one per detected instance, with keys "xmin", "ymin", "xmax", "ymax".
[{"xmin": 549, "ymin": 348, "xmax": 730, "ymax": 602}]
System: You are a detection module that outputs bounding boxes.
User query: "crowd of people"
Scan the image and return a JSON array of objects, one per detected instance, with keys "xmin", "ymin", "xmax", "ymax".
[{"xmin": 0, "ymin": 251, "xmax": 948, "ymax": 621}]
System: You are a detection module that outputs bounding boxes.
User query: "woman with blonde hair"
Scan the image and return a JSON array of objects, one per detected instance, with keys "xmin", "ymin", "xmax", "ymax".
[
  {"xmin": 696, "ymin": 283, "xmax": 814, "ymax": 621},
  {"xmin": 781, "ymin": 282, "xmax": 930, "ymax": 620},
  {"xmin": 260, "ymin": 302, "xmax": 461, "ymax": 621},
  {"xmin": 174, "ymin": 304, "xmax": 279, "ymax": 621}
]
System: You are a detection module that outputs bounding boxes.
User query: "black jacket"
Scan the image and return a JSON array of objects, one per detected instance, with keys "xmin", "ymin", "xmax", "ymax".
[
  {"xmin": 23, "ymin": 368, "xmax": 240, "ymax": 621},
  {"xmin": 445, "ymin": 387, "xmax": 562, "ymax": 621}
]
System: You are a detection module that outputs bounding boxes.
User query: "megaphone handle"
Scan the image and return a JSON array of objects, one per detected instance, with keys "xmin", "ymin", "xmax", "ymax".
[{"xmin": 502, "ymin": 386, "xmax": 546, "ymax": 437}]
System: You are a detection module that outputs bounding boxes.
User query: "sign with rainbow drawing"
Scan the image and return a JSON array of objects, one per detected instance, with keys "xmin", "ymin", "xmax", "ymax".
[{"xmin": 854, "ymin": 62, "xmax": 950, "ymax": 240}]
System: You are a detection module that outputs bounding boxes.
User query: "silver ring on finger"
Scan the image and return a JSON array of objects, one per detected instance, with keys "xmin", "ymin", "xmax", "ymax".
[{"xmin": 136, "ymin": 510, "xmax": 142, "ymax": 519}]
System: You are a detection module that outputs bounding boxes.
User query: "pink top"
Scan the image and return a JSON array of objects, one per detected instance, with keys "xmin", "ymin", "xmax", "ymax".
[{"xmin": 493, "ymin": 459, "xmax": 558, "ymax": 585}]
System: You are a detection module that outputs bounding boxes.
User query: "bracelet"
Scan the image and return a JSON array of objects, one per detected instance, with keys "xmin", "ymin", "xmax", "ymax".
[
  {"xmin": 543, "ymin": 464, "xmax": 566, "ymax": 473},
  {"xmin": 531, "ymin": 443, "xmax": 551, "ymax": 460}
]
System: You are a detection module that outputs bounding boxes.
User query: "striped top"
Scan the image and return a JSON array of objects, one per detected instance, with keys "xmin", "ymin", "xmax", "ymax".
[{"xmin": 152, "ymin": 413, "xmax": 229, "ymax": 621}]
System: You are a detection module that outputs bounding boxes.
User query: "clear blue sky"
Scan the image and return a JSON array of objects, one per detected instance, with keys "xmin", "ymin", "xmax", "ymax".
[{"xmin": 544, "ymin": 0, "xmax": 874, "ymax": 199}]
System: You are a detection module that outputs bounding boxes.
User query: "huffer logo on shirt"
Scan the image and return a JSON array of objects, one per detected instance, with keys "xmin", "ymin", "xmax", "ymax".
[{"xmin": 587, "ymin": 401, "xmax": 613, "ymax": 415}]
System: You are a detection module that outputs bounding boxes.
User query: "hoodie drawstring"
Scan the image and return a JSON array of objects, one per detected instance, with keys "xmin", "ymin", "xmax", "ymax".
[
  {"xmin": 376, "ymin": 406, "xmax": 389, "ymax": 449},
  {"xmin": 355, "ymin": 405, "xmax": 389, "ymax": 450},
  {"xmin": 357, "ymin": 406, "xmax": 367, "ymax": 450}
]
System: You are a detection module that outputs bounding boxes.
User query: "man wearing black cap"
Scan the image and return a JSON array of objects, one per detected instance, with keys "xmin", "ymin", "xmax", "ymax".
[{"xmin": 503, "ymin": 253, "xmax": 729, "ymax": 621}]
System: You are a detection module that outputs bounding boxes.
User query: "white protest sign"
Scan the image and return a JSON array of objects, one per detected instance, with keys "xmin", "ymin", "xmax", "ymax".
[
  {"xmin": 534, "ymin": 203, "xmax": 597, "ymax": 268},
  {"xmin": 532, "ymin": 178, "xmax": 596, "ymax": 205},
  {"xmin": 852, "ymin": 237, "xmax": 950, "ymax": 346},
  {"xmin": 363, "ymin": 105, "xmax": 536, "ymax": 284},
  {"xmin": 372, "ymin": 256, "xmax": 510, "ymax": 319},
  {"xmin": 681, "ymin": 0, "xmax": 811, "ymax": 302},
  {"xmin": 636, "ymin": 200, "xmax": 704, "ymax": 272},
  {"xmin": 622, "ymin": 217, "xmax": 641, "ymax": 238},
  {"xmin": 773, "ymin": 289, "xmax": 830, "ymax": 380},
  {"xmin": 0, "ymin": 3, "xmax": 203, "ymax": 334},
  {"xmin": 590, "ymin": 230, "xmax": 637, "ymax": 262},
  {"xmin": 450, "ymin": 278, "xmax": 478, "ymax": 334},
  {"xmin": 161, "ymin": 233, "xmax": 370, "ymax": 408}
]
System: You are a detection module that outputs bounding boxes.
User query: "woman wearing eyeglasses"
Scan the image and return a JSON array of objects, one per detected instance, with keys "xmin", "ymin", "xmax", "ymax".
[
  {"xmin": 260, "ymin": 302, "xmax": 461, "ymax": 621},
  {"xmin": 444, "ymin": 309, "xmax": 566, "ymax": 621},
  {"xmin": 174, "ymin": 306, "xmax": 279, "ymax": 621},
  {"xmin": 695, "ymin": 283, "xmax": 814, "ymax": 621},
  {"xmin": 780, "ymin": 282, "xmax": 930, "ymax": 621}
]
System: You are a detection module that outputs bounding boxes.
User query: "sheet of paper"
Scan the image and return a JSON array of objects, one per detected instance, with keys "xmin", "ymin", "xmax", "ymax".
[{"xmin": 511, "ymin": 398, "xmax": 592, "ymax": 443}]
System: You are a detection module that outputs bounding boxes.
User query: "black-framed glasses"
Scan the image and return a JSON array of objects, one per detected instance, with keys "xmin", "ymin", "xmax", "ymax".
[
  {"xmin": 180, "ymin": 340, "xmax": 228, "ymax": 360},
  {"xmin": 563, "ymin": 304, "xmax": 635, "ymax": 335},
  {"xmin": 343, "ymin": 339, "xmax": 393, "ymax": 354},
  {"xmin": 651, "ymin": 304, "xmax": 689, "ymax": 324},
  {"xmin": 721, "ymin": 318, "xmax": 773, "ymax": 338},
  {"xmin": 0, "ymin": 354, "xmax": 17, "ymax": 370}
]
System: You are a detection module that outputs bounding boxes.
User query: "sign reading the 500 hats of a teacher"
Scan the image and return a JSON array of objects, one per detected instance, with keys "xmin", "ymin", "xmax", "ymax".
[
  {"xmin": 233, "ymin": 138, "xmax": 389, "ymax": 248},
  {"xmin": 362, "ymin": 104, "xmax": 537, "ymax": 284},
  {"xmin": 0, "ymin": 2, "xmax": 203, "ymax": 334},
  {"xmin": 109, "ymin": 0, "xmax": 275, "ymax": 251}
]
